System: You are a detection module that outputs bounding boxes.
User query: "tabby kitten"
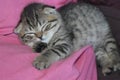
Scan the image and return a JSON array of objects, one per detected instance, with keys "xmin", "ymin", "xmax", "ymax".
[{"xmin": 14, "ymin": 2, "xmax": 120, "ymax": 75}]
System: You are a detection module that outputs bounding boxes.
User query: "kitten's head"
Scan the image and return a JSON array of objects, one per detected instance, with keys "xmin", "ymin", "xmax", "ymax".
[{"xmin": 14, "ymin": 3, "xmax": 61, "ymax": 52}]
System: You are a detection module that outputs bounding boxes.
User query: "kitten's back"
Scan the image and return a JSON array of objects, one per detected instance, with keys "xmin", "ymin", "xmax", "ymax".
[{"xmin": 59, "ymin": 3, "xmax": 110, "ymax": 49}]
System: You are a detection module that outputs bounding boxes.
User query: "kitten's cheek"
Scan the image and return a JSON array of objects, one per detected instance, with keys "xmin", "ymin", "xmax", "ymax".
[{"xmin": 25, "ymin": 38, "xmax": 41, "ymax": 47}]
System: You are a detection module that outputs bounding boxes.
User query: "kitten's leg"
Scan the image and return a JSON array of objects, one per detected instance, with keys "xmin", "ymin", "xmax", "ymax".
[
  {"xmin": 97, "ymin": 36, "xmax": 120, "ymax": 75},
  {"xmin": 33, "ymin": 43, "xmax": 72, "ymax": 70},
  {"xmin": 104, "ymin": 37, "xmax": 120, "ymax": 72},
  {"xmin": 96, "ymin": 48, "xmax": 114, "ymax": 76}
]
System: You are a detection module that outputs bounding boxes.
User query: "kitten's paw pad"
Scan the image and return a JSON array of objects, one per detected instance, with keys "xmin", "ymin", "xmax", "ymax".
[{"xmin": 33, "ymin": 56, "xmax": 51, "ymax": 70}]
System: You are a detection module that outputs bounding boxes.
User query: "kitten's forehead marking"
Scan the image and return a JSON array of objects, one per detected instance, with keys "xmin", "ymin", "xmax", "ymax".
[
  {"xmin": 37, "ymin": 21, "xmax": 49, "ymax": 31},
  {"xmin": 35, "ymin": 31, "xmax": 43, "ymax": 37}
]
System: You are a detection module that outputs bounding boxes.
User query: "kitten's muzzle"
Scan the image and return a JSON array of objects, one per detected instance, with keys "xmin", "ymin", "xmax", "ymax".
[{"xmin": 34, "ymin": 42, "xmax": 47, "ymax": 53}]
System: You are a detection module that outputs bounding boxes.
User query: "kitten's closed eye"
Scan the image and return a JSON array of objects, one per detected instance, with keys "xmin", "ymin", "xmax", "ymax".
[
  {"xmin": 25, "ymin": 35, "xmax": 33, "ymax": 39},
  {"xmin": 21, "ymin": 33, "xmax": 36, "ymax": 42}
]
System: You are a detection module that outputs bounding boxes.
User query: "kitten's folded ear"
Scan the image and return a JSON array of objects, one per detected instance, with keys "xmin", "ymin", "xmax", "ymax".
[
  {"xmin": 42, "ymin": 5, "xmax": 56, "ymax": 14},
  {"xmin": 42, "ymin": 6, "xmax": 58, "ymax": 21}
]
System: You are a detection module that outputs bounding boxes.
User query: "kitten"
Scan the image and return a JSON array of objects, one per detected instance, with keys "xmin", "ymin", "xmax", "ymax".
[{"xmin": 14, "ymin": 2, "xmax": 120, "ymax": 75}]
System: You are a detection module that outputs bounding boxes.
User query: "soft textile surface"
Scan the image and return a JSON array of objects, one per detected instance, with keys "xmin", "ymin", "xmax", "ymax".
[
  {"xmin": 85, "ymin": 0, "xmax": 120, "ymax": 8},
  {"xmin": 0, "ymin": 0, "xmax": 97, "ymax": 80},
  {"xmin": 0, "ymin": 0, "xmax": 77, "ymax": 35},
  {"xmin": 0, "ymin": 36, "xmax": 97, "ymax": 80}
]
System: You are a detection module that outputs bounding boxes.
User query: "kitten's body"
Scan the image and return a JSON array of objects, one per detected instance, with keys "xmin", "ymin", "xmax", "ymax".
[
  {"xmin": 59, "ymin": 3, "xmax": 109, "ymax": 50},
  {"xmin": 14, "ymin": 2, "xmax": 120, "ymax": 75}
]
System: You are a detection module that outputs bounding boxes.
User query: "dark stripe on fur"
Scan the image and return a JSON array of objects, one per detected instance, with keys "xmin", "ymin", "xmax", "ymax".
[
  {"xmin": 51, "ymin": 49, "xmax": 61, "ymax": 56},
  {"xmin": 50, "ymin": 23, "xmax": 57, "ymax": 29},
  {"xmin": 55, "ymin": 45, "xmax": 68, "ymax": 54}
]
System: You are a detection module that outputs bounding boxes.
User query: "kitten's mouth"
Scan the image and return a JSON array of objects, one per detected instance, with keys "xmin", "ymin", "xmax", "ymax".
[{"xmin": 33, "ymin": 42, "xmax": 47, "ymax": 53}]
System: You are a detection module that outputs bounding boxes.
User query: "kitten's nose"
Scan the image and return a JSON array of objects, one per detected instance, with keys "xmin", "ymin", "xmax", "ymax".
[{"xmin": 34, "ymin": 42, "xmax": 47, "ymax": 53}]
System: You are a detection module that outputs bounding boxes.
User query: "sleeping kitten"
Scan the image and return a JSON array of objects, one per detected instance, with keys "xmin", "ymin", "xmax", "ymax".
[{"xmin": 14, "ymin": 2, "xmax": 120, "ymax": 75}]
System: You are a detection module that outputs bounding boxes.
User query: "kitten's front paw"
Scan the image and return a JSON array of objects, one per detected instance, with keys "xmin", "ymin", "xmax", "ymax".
[{"xmin": 33, "ymin": 55, "xmax": 51, "ymax": 70}]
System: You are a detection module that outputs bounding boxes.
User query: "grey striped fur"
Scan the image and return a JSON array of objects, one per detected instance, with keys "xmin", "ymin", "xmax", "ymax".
[{"xmin": 14, "ymin": 3, "xmax": 120, "ymax": 75}]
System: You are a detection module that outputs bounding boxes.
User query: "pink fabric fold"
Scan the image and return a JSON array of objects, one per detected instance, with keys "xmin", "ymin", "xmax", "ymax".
[
  {"xmin": 0, "ymin": 0, "xmax": 97, "ymax": 80},
  {"xmin": 0, "ymin": 34, "xmax": 97, "ymax": 80}
]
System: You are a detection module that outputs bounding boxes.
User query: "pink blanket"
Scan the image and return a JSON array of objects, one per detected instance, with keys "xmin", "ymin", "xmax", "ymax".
[{"xmin": 0, "ymin": 0, "xmax": 97, "ymax": 80}]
